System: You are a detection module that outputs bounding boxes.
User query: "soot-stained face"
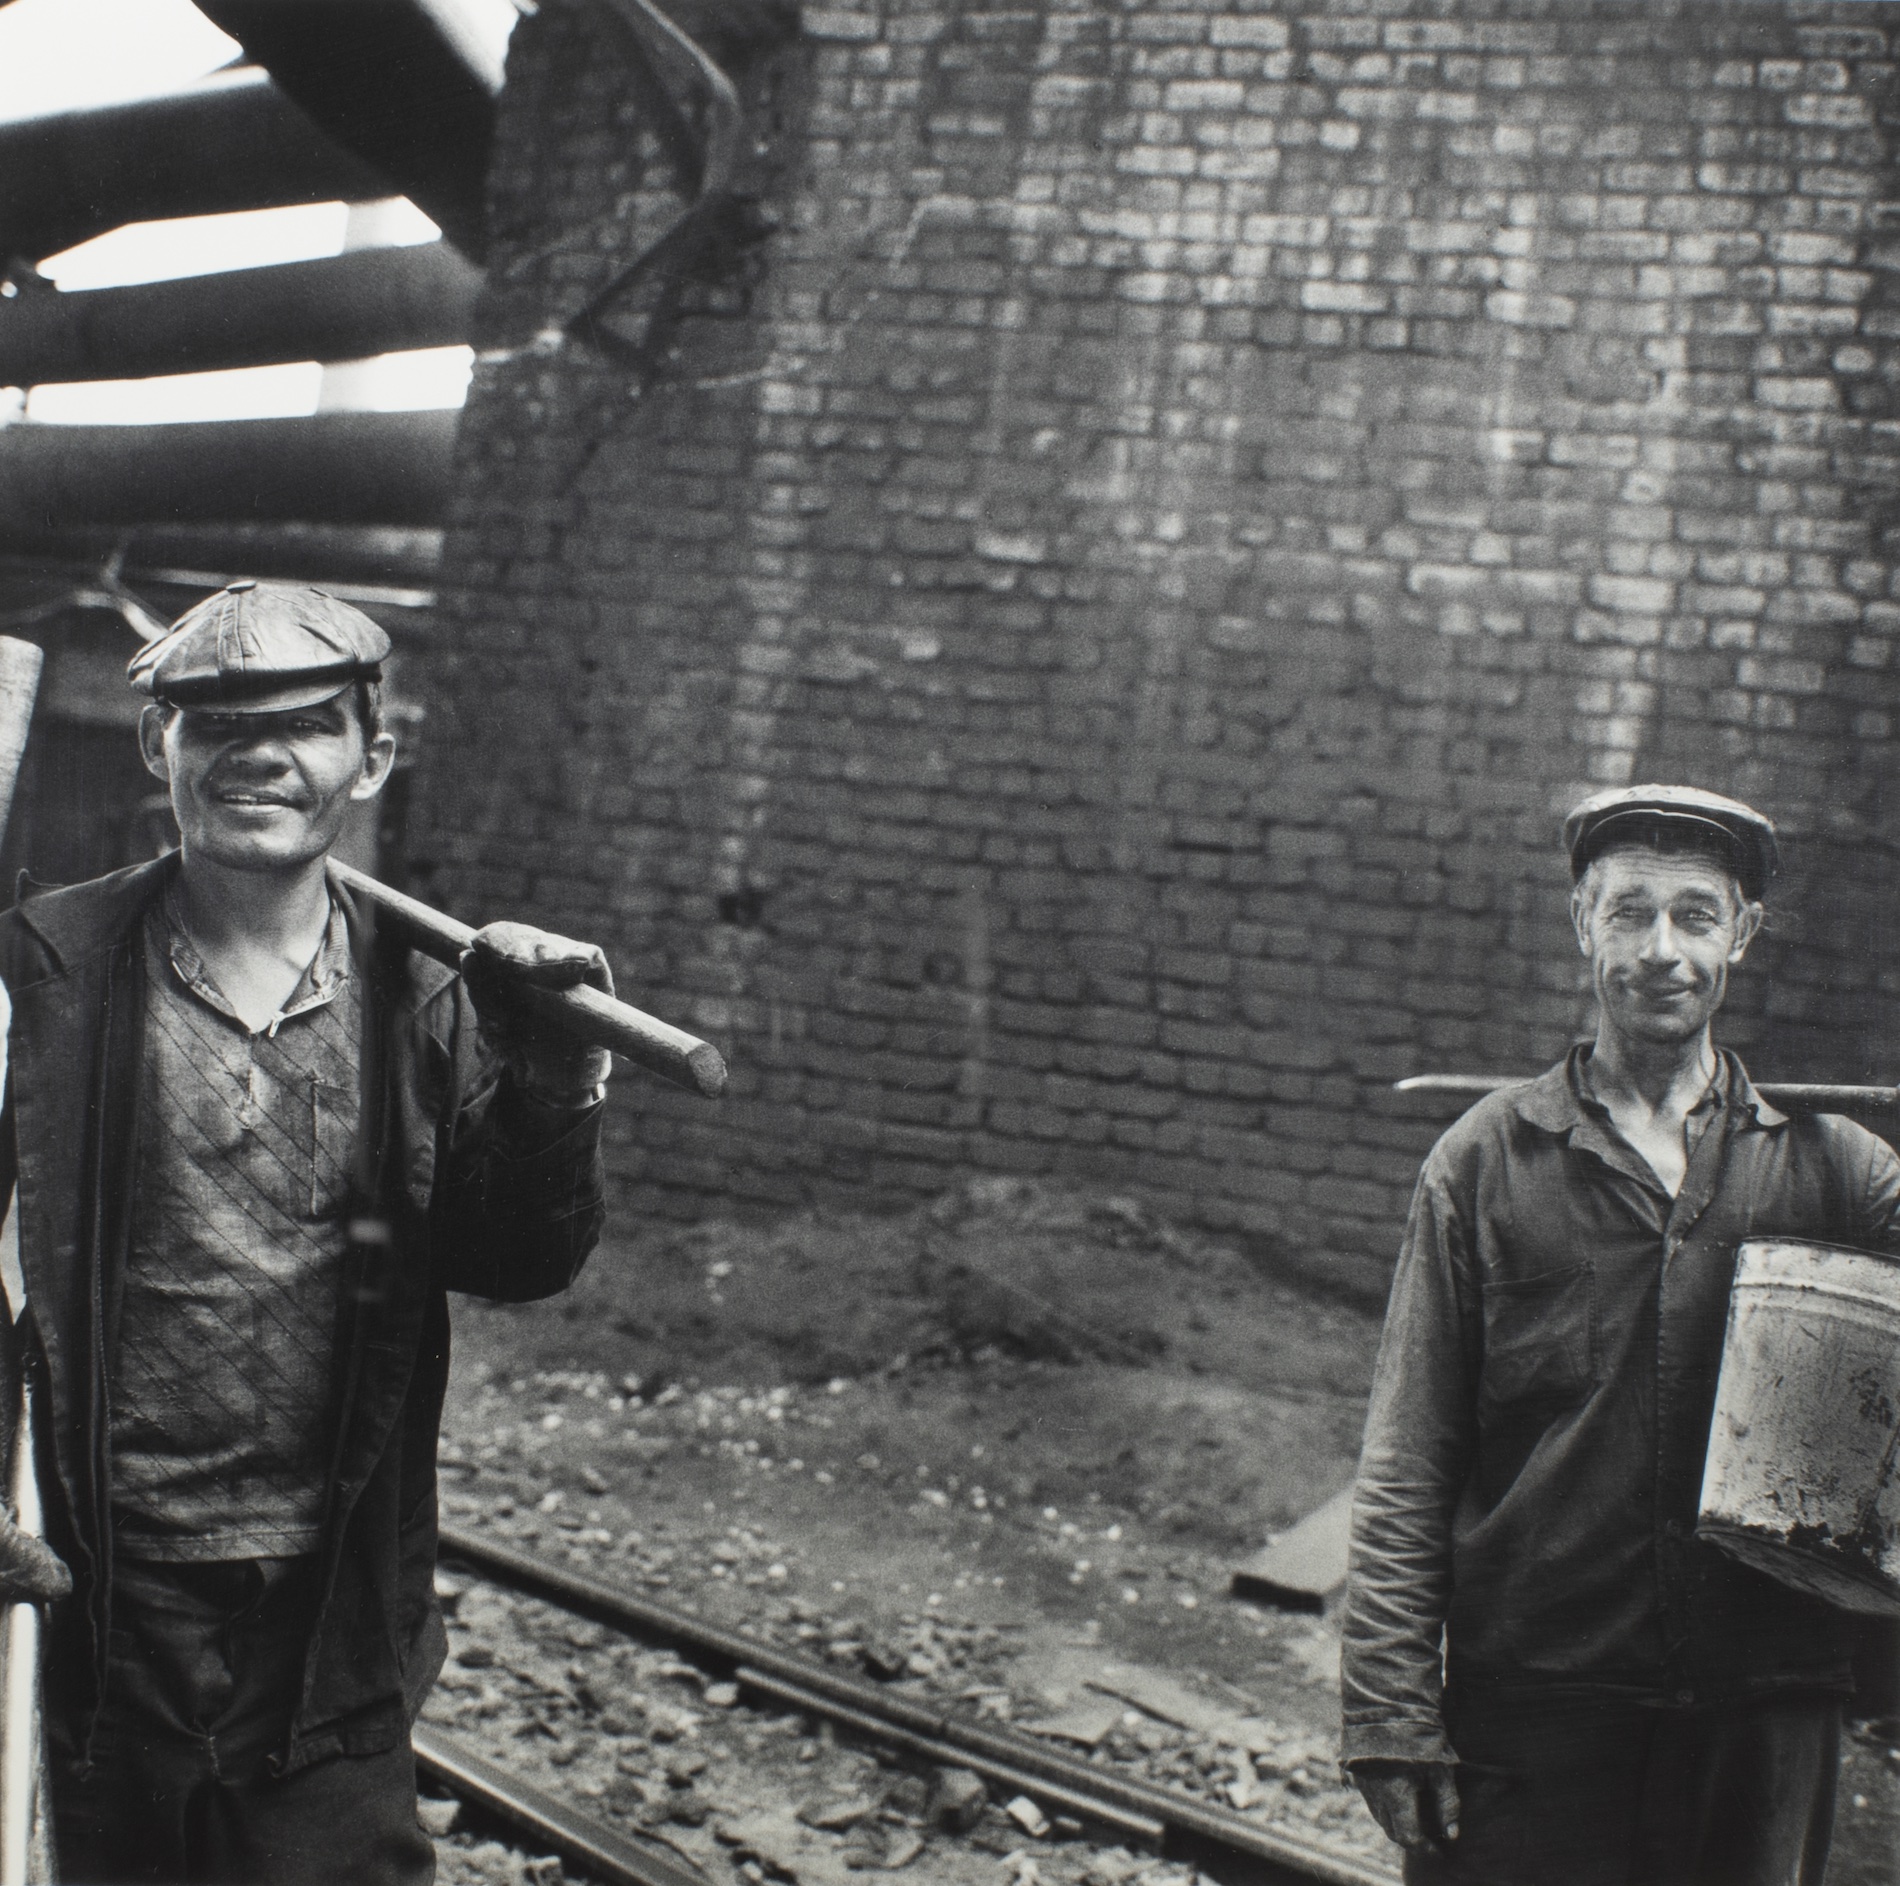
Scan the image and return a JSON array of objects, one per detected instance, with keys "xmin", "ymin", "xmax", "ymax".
[
  {"xmin": 139, "ymin": 694, "xmax": 396, "ymax": 875},
  {"xmin": 1571, "ymin": 845, "xmax": 1761, "ymax": 1049}
]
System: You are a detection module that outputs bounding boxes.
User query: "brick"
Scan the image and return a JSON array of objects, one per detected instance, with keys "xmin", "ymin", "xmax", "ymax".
[
  {"xmin": 410, "ymin": 0, "xmax": 1900, "ymax": 1288},
  {"xmin": 804, "ymin": 9, "xmax": 881, "ymax": 41},
  {"xmin": 1301, "ymin": 280, "xmax": 1390, "ymax": 313},
  {"xmin": 1486, "ymin": 289, "xmax": 1576, "ymax": 327}
]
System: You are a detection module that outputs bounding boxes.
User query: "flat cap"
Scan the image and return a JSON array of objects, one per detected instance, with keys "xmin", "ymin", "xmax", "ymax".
[
  {"xmin": 128, "ymin": 579, "xmax": 389, "ymax": 712},
  {"xmin": 1563, "ymin": 783, "xmax": 1778, "ymax": 900}
]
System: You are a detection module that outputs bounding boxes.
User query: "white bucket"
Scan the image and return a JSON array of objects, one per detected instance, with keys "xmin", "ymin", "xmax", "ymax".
[{"xmin": 1696, "ymin": 1238, "xmax": 1900, "ymax": 1618}]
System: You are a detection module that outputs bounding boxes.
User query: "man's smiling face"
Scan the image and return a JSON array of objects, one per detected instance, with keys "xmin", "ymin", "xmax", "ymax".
[
  {"xmin": 140, "ymin": 693, "xmax": 395, "ymax": 874},
  {"xmin": 1572, "ymin": 845, "xmax": 1761, "ymax": 1048}
]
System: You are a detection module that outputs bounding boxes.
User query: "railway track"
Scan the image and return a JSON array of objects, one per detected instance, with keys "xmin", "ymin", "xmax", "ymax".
[{"xmin": 425, "ymin": 1524, "xmax": 1398, "ymax": 1886}]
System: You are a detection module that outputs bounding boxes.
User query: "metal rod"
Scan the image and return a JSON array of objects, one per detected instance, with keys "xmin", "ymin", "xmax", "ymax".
[
  {"xmin": 567, "ymin": 0, "xmax": 747, "ymax": 364},
  {"xmin": 1395, "ymin": 1074, "xmax": 1900, "ymax": 1111},
  {"xmin": 328, "ymin": 863, "xmax": 728, "ymax": 1099},
  {"xmin": 438, "ymin": 1528, "xmax": 1397, "ymax": 1886},
  {"xmin": 412, "ymin": 1722, "xmax": 710, "ymax": 1886},
  {"xmin": 598, "ymin": 0, "xmax": 744, "ymax": 197}
]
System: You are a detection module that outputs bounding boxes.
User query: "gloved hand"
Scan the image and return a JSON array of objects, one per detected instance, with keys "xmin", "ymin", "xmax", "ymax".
[
  {"xmin": 461, "ymin": 922, "xmax": 615, "ymax": 1105},
  {"xmin": 0, "ymin": 1511, "xmax": 69, "ymax": 1606},
  {"xmin": 1350, "ymin": 1759, "xmax": 1461, "ymax": 1855}
]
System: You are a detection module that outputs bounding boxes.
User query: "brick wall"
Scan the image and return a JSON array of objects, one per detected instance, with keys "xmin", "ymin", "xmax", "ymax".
[{"xmin": 410, "ymin": 0, "xmax": 1900, "ymax": 1296}]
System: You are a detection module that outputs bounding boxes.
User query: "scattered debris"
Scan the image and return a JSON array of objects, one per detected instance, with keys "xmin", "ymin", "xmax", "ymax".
[
  {"xmin": 926, "ymin": 1768, "xmax": 987, "ymax": 1834},
  {"xmin": 881, "ymin": 1830, "xmax": 925, "ymax": 1869},
  {"xmin": 715, "ymin": 1808, "xmax": 808, "ymax": 1881},
  {"xmin": 1228, "ymin": 1488, "xmax": 1355, "ymax": 1613},
  {"xmin": 860, "ymin": 1644, "xmax": 908, "ymax": 1683},
  {"xmin": 1003, "ymin": 1797, "xmax": 1050, "ymax": 1839},
  {"xmin": 417, "ymin": 1795, "xmax": 462, "ymax": 1837},
  {"xmin": 800, "ymin": 1797, "xmax": 877, "ymax": 1832},
  {"xmin": 1022, "ymin": 1700, "xmax": 1121, "ymax": 1750},
  {"xmin": 1083, "ymin": 1664, "xmax": 1262, "ymax": 1746}
]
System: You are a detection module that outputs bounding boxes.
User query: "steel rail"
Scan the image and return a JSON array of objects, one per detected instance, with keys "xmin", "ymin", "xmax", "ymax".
[
  {"xmin": 731, "ymin": 1665, "xmax": 1164, "ymax": 1845},
  {"xmin": 439, "ymin": 1526, "xmax": 1398, "ymax": 1886},
  {"xmin": 413, "ymin": 1721, "xmax": 710, "ymax": 1886}
]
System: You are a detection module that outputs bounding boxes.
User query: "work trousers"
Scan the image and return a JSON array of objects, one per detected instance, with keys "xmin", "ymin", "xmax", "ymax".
[
  {"xmin": 1403, "ymin": 1684, "xmax": 1843, "ymax": 1886},
  {"xmin": 48, "ymin": 1556, "xmax": 435, "ymax": 1886}
]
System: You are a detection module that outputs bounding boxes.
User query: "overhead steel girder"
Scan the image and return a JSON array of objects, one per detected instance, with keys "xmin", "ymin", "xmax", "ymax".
[
  {"xmin": 0, "ymin": 411, "xmax": 457, "ymax": 529},
  {"xmin": 0, "ymin": 243, "xmax": 483, "ymax": 387},
  {"xmin": 0, "ymin": 524, "xmax": 445, "ymax": 591},
  {"xmin": 0, "ymin": 68, "xmax": 391, "ymax": 270},
  {"xmin": 194, "ymin": 2, "xmax": 496, "ymax": 259}
]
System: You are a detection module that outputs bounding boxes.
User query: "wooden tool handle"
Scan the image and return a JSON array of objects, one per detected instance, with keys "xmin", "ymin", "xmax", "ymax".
[
  {"xmin": 0, "ymin": 642, "xmax": 44, "ymax": 856},
  {"xmin": 327, "ymin": 860, "xmax": 728, "ymax": 1099},
  {"xmin": 1395, "ymin": 1074, "xmax": 1900, "ymax": 1112},
  {"xmin": 0, "ymin": 637, "xmax": 46, "ymax": 1886}
]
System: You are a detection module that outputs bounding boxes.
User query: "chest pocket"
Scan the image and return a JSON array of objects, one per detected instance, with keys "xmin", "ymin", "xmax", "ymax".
[{"xmin": 1481, "ymin": 1263, "xmax": 1598, "ymax": 1408}]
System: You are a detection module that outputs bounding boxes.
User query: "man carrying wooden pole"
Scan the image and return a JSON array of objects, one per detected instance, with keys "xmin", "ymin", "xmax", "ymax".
[
  {"xmin": 1, "ymin": 581, "xmax": 626, "ymax": 1883},
  {"xmin": 1340, "ymin": 785, "xmax": 1899, "ymax": 1884}
]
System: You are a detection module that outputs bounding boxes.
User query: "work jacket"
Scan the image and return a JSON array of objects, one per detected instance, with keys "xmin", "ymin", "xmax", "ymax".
[
  {"xmin": 0, "ymin": 855, "xmax": 606, "ymax": 1774},
  {"xmin": 1341, "ymin": 1048, "xmax": 1900, "ymax": 1768}
]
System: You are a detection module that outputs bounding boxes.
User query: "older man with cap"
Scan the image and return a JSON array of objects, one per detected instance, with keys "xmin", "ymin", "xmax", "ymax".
[
  {"xmin": 0, "ymin": 582, "xmax": 614, "ymax": 1883},
  {"xmin": 1339, "ymin": 785, "xmax": 1900, "ymax": 1885}
]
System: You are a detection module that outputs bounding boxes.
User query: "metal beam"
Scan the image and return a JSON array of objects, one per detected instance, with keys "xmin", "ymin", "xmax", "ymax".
[
  {"xmin": 0, "ymin": 244, "xmax": 482, "ymax": 387},
  {"xmin": 0, "ymin": 411, "xmax": 457, "ymax": 529},
  {"xmin": 0, "ymin": 69, "xmax": 391, "ymax": 269},
  {"xmin": 412, "ymin": 1726, "xmax": 712, "ymax": 1886},
  {"xmin": 0, "ymin": 524, "xmax": 444, "ymax": 591},
  {"xmin": 194, "ymin": 3, "xmax": 496, "ymax": 258}
]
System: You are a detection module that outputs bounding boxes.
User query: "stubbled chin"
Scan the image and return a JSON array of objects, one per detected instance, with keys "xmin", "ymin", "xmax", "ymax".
[
  {"xmin": 188, "ymin": 824, "xmax": 331, "ymax": 871},
  {"xmin": 1614, "ymin": 999, "xmax": 1711, "ymax": 1038}
]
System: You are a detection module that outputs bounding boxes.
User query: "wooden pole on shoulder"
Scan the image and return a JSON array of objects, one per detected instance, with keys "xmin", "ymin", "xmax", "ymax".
[
  {"xmin": 0, "ymin": 637, "xmax": 49, "ymax": 1885},
  {"xmin": 326, "ymin": 860, "xmax": 728, "ymax": 1100}
]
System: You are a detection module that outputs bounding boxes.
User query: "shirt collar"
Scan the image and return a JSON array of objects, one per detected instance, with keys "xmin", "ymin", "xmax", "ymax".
[
  {"xmin": 155, "ymin": 886, "xmax": 352, "ymax": 1035},
  {"xmin": 1510, "ymin": 1043, "xmax": 1786, "ymax": 1136}
]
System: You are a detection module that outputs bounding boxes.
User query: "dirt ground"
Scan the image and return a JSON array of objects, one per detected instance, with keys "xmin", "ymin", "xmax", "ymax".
[{"xmin": 433, "ymin": 1177, "xmax": 1900, "ymax": 1885}]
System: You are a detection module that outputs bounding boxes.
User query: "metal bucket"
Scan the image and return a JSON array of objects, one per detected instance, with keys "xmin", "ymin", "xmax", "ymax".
[{"xmin": 1697, "ymin": 1238, "xmax": 1900, "ymax": 1618}]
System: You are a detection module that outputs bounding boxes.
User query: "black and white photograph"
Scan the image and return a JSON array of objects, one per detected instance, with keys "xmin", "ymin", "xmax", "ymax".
[{"xmin": 1, "ymin": 1, "xmax": 1898, "ymax": 1882}]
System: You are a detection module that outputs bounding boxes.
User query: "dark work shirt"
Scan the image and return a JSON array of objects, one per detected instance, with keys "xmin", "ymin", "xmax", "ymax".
[
  {"xmin": 1341, "ymin": 1047, "xmax": 1900, "ymax": 1767},
  {"xmin": 112, "ymin": 896, "xmax": 359, "ymax": 1562}
]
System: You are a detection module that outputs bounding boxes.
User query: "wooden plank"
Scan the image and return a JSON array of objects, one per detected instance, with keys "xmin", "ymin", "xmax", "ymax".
[{"xmin": 1228, "ymin": 1486, "xmax": 1356, "ymax": 1611}]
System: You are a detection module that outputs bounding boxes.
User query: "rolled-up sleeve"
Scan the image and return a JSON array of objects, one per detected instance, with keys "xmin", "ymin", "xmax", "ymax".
[{"xmin": 1339, "ymin": 1155, "xmax": 1479, "ymax": 1769}]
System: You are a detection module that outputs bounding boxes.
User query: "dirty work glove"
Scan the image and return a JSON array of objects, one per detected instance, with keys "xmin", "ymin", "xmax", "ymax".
[
  {"xmin": 0, "ymin": 1512, "xmax": 69, "ymax": 1607},
  {"xmin": 1351, "ymin": 1760, "xmax": 1461, "ymax": 1856},
  {"xmin": 461, "ymin": 922, "xmax": 615, "ymax": 1106}
]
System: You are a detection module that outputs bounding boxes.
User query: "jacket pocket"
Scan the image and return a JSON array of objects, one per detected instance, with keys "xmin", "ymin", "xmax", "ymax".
[{"xmin": 1480, "ymin": 1264, "xmax": 1597, "ymax": 1408}]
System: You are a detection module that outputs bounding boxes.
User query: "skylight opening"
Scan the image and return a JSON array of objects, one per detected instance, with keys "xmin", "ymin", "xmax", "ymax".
[
  {"xmin": 0, "ymin": 0, "xmax": 240, "ymax": 124},
  {"xmin": 39, "ymin": 200, "xmax": 442, "ymax": 294},
  {"xmin": 20, "ymin": 347, "xmax": 476, "ymax": 428}
]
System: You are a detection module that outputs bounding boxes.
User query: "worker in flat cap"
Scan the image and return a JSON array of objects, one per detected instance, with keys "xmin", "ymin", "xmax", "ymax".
[
  {"xmin": 1340, "ymin": 785, "xmax": 1900, "ymax": 1885},
  {"xmin": 0, "ymin": 581, "xmax": 616, "ymax": 1883}
]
